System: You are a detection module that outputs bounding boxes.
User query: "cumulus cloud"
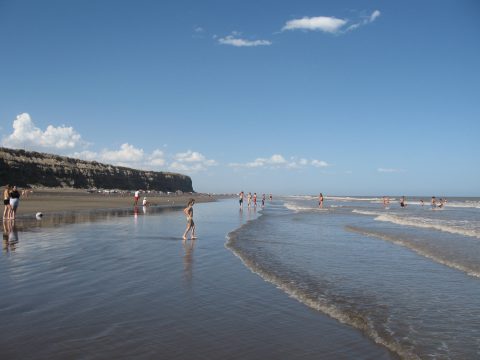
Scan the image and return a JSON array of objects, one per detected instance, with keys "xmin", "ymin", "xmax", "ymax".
[
  {"xmin": 311, "ymin": 160, "xmax": 329, "ymax": 167},
  {"xmin": 229, "ymin": 154, "xmax": 330, "ymax": 169},
  {"xmin": 169, "ymin": 150, "xmax": 217, "ymax": 172},
  {"xmin": 218, "ymin": 35, "xmax": 272, "ymax": 47},
  {"xmin": 149, "ymin": 150, "xmax": 166, "ymax": 167},
  {"xmin": 74, "ymin": 145, "xmax": 171, "ymax": 170},
  {"xmin": 282, "ymin": 16, "xmax": 347, "ymax": 33},
  {"xmin": 101, "ymin": 143, "xmax": 144, "ymax": 163},
  {"xmin": 2, "ymin": 113, "xmax": 84, "ymax": 151},
  {"xmin": 229, "ymin": 154, "xmax": 287, "ymax": 168},
  {"xmin": 2, "ymin": 113, "xmax": 217, "ymax": 174}
]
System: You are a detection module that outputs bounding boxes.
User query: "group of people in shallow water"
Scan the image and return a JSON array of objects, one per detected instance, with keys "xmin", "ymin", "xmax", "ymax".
[
  {"xmin": 238, "ymin": 192, "xmax": 273, "ymax": 209},
  {"xmin": 382, "ymin": 196, "xmax": 447, "ymax": 209},
  {"xmin": 3, "ymin": 184, "xmax": 21, "ymax": 220},
  {"xmin": 3, "ymin": 184, "xmax": 21, "ymax": 253}
]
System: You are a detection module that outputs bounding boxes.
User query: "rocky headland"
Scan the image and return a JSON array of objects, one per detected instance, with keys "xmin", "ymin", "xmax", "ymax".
[{"xmin": 0, "ymin": 147, "xmax": 193, "ymax": 192}]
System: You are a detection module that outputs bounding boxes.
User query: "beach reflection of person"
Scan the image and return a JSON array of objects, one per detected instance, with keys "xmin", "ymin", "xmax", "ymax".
[
  {"xmin": 3, "ymin": 220, "xmax": 18, "ymax": 252},
  {"xmin": 2, "ymin": 220, "xmax": 9, "ymax": 252},
  {"xmin": 182, "ymin": 199, "xmax": 197, "ymax": 240},
  {"xmin": 182, "ymin": 237, "xmax": 195, "ymax": 284}
]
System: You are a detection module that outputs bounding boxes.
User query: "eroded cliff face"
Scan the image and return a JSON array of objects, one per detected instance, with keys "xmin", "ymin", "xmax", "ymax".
[{"xmin": 0, "ymin": 147, "xmax": 193, "ymax": 192}]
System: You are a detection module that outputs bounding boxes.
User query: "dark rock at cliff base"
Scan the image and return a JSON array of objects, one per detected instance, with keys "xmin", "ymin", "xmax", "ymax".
[{"xmin": 0, "ymin": 147, "xmax": 193, "ymax": 192}]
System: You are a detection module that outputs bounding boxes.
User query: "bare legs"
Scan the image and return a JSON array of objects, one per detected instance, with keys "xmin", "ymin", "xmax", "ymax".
[
  {"xmin": 183, "ymin": 221, "xmax": 196, "ymax": 240},
  {"xmin": 3, "ymin": 205, "xmax": 11, "ymax": 219}
]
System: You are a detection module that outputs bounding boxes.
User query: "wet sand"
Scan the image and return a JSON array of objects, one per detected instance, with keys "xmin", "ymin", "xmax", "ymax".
[{"xmin": 10, "ymin": 188, "xmax": 223, "ymax": 219}]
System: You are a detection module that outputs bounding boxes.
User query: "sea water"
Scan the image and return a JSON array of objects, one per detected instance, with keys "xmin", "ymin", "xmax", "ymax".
[
  {"xmin": 0, "ymin": 202, "xmax": 395, "ymax": 359},
  {"xmin": 228, "ymin": 196, "xmax": 480, "ymax": 359}
]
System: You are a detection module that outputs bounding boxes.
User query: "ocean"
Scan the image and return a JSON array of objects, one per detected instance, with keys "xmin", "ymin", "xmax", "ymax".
[
  {"xmin": 228, "ymin": 196, "xmax": 480, "ymax": 359},
  {"xmin": 1, "ymin": 196, "xmax": 479, "ymax": 359}
]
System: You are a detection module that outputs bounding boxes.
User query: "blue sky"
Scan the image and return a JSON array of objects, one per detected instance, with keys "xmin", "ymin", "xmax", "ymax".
[{"xmin": 1, "ymin": 0, "xmax": 479, "ymax": 196}]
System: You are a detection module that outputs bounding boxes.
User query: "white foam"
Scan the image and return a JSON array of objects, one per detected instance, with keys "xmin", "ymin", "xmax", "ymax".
[
  {"xmin": 286, "ymin": 195, "xmax": 317, "ymax": 200},
  {"xmin": 346, "ymin": 226, "xmax": 480, "ymax": 279},
  {"xmin": 225, "ymin": 233, "xmax": 418, "ymax": 360},
  {"xmin": 374, "ymin": 214, "xmax": 480, "ymax": 239},
  {"xmin": 443, "ymin": 201, "xmax": 480, "ymax": 209},
  {"xmin": 352, "ymin": 209, "xmax": 480, "ymax": 239},
  {"xmin": 327, "ymin": 196, "xmax": 384, "ymax": 202},
  {"xmin": 352, "ymin": 209, "xmax": 382, "ymax": 216},
  {"xmin": 284, "ymin": 202, "xmax": 328, "ymax": 213}
]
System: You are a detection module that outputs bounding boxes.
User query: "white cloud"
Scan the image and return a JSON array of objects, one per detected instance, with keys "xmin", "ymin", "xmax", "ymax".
[
  {"xmin": 346, "ymin": 10, "xmax": 381, "ymax": 32},
  {"xmin": 377, "ymin": 168, "xmax": 404, "ymax": 173},
  {"xmin": 218, "ymin": 35, "xmax": 272, "ymax": 47},
  {"xmin": 149, "ymin": 149, "xmax": 166, "ymax": 167},
  {"xmin": 311, "ymin": 160, "xmax": 329, "ymax": 167},
  {"xmin": 370, "ymin": 10, "xmax": 381, "ymax": 22},
  {"xmin": 244, "ymin": 154, "xmax": 287, "ymax": 168},
  {"xmin": 170, "ymin": 150, "xmax": 217, "ymax": 172},
  {"xmin": 2, "ymin": 113, "xmax": 84, "ymax": 151},
  {"xmin": 73, "ymin": 150, "xmax": 98, "ymax": 161},
  {"xmin": 2, "ymin": 113, "xmax": 217, "ymax": 174},
  {"xmin": 75, "ymin": 145, "xmax": 169, "ymax": 169},
  {"xmin": 194, "ymin": 26, "xmax": 204, "ymax": 33},
  {"xmin": 283, "ymin": 10, "xmax": 381, "ymax": 34},
  {"xmin": 101, "ymin": 143, "xmax": 144, "ymax": 163},
  {"xmin": 282, "ymin": 16, "xmax": 347, "ymax": 33},
  {"xmin": 229, "ymin": 154, "xmax": 330, "ymax": 169}
]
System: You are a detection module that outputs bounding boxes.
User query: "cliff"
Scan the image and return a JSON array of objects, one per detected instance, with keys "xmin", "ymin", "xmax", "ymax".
[{"xmin": 0, "ymin": 147, "xmax": 194, "ymax": 192}]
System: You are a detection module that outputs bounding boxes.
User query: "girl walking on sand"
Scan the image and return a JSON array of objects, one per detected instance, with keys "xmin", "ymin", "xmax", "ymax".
[{"xmin": 182, "ymin": 199, "xmax": 197, "ymax": 240}]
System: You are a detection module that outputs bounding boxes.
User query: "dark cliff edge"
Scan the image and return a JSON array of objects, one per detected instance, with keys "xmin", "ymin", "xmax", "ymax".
[{"xmin": 0, "ymin": 147, "xmax": 193, "ymax": 192}]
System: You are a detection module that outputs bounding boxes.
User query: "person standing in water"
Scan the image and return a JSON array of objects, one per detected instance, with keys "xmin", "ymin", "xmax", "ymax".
[
  {"xmin": 182, "ymin": 199, "xmax": 197, "ymax": 240},
  {"xmin": 253, "ymin": 193, "xmax": 257, "ymax": 207},
  {"xmin": 239, "ymin": 191, "xmax": 244, "ymax": 209},
  {"xmin": 9, "ymin": 186, "xmax": 21, "ymax": 220},
  {"xmin": 383, "ymin": 196, "xmax": 388, "ymax": 207},
  {"xmin": 3, "ymin": 185, "xmax": 11, "ymax": 219},
  {"xmin": 400, "ymin": 196, "xmax": 407, "ymax": 208},
  {"xmin": 261, "ymin": 194, "xmax": 266, "ymax": 207},
  {"xmin": 247, "ymin": 192, "xmax": 252, "ymax": 208},
  {"xmin": 319, "ymin": 193, "xmax": 324, "ymax": 208},
  {"xmin": 431, "ymin": 196, "xmax": 437, "ymax": 209}
]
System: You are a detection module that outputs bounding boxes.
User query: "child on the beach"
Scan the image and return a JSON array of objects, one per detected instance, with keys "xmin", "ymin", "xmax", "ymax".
[{"xmin": 182, "ymin": 199, "xmax": 197, "ymax": 240}]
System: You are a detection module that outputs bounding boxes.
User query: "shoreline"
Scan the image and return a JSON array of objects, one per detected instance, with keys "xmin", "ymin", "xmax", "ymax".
[{"xmin": 4, "ymin": 188, "xmax": 231, "ymax": 220}]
